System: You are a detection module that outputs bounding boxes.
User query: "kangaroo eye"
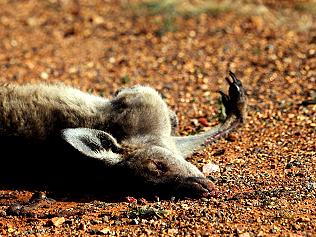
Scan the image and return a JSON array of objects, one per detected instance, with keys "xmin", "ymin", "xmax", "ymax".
[
  {"xmin": 156, "ymin": 162, "xmax": 168, "ymax": 173},
  {"xmin": 146, "ymin": 160, "xmax": 168, "ymax": 176},
  {"xmin": 113, "ymin": 88, "xmax": 125, "ymax": 96}
]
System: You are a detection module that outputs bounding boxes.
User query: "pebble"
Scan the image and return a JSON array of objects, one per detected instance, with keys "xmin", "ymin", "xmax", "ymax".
[
  {"xmin": 48, "ymin": 217, "xmax": 65, "ymax": 227},
  {"xmin": 98, "ymin": 227, "xmax": 111, "ymax": 235},
  {"xmin": 202, "ymin": 163, "xmax": 220, "ymax": 175},
  {"xmin": 91, "ymin": 219, "xmax": 102, "ymax": 225},
  {"xmin": 199, "ymin": 118, "xmax": 209, "ymax": 127},
  {"xmin": 102, "ymin": 216, "xmax": 109, "ymax": 222},
  {"xmin": 226, "ymin": 133, "xmax": 238, "ymax": 142},
  {"xmin": 306, "ymin": 182, "xmax": 316, "ymax": 191},
  {"xmin": 239, "ymin": 232, "xmax": 250, "ymax": 237},
  {"xmin": 131, "ymin": 219, "xmax": 139, "ymax": 225},
  {"xmin": 297, "ymin": 217, "xmax": 310, "ymax": 222},
  {"xmin": 0, "ymin": 210, "xmax": 6, "ymax": 217},
  {"xmin": 78, "ymin": 223, "xmax": 86, "ymax": 231},
  {"xmin": 40, "ymin": 71, "xmax": 49, "ymax": 80}
]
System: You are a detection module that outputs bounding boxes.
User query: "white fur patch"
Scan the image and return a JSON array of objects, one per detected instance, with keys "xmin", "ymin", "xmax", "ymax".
[
  {"xmin": 62, "ymin": 128, "xmax": 123, "ymax": 165},
  {"xmin": 94, "ymin": 150, "xmax": 122, "ymax": 165}
]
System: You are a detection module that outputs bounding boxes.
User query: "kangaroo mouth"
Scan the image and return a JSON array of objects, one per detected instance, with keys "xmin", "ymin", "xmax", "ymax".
[
  {"xmin": 174, "ymin": 177, "xmax": 218, "ymax": 198},
  {"xmin": 113, "ymin": 168, "xmax": 219, "ymax": 199},
  {"xmin": 151, "ymin": 176, "xmax": 218, "ymax": 198}
]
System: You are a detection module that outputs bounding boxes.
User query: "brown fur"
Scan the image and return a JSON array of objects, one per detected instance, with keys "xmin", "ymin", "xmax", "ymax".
[
  {"xmin": 0, "ymin": 83, "xmax": 109, "ymax": 140},
  {"xmin": 0, "ymin": 72, "xmax": 247, "ymax": 198}
]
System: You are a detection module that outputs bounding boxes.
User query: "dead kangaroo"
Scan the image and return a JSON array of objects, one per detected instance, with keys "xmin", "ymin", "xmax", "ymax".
[{"xmin": 0, "ymin": 72, "xmax": 247, "ymax": 198}]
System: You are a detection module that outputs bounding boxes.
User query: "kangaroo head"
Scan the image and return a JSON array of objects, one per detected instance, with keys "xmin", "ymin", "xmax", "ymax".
[
  {"xmin": 62, "ymin": 128, "xmax": 217, "ymax": 198},
  {"xmin": 109, "ymin": 85, "xmax": 173, "ymax": 139}
]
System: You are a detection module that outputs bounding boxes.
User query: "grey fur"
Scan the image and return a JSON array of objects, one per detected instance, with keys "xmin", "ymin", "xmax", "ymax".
[{"xmin": 0, "ymin": 72, "xmax": 247, "ymax": 198}]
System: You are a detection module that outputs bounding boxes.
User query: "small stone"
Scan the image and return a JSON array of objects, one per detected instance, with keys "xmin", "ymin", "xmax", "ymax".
[
  {"xmin": 91, "ymin": 219, "xmax": 102, "ymax": 225},
  {"xmin": 78, "ymin": 223, "xmax": 86, "ymax": 231},
  {"xmin": 233, "ymin": 159, "xmax": 246, "ymax": 165},
  {"xmin": 213, "ymin": 149, "xmax": 225, "ymax": 156},
  {"xmin": 0, "ymin": 210, "xmax": 6, "ymax": 217},
  {"xmin": 189, "ymin": 30, "xmax": 196, "ymax": 37},
  {"xmin": 251, "ymin": 16, "xmax": 263, "ymax": 30},
  {"xmin": 98, "ymin": 227, "xmax": 111, "ymax": 235},
  {"xmin": 297, "ymin": 217, "xmax": 310, "ymax": 222},
  {"xmin": 69, "ymin": 66, "xmax": 79, "ymax": 74},
  {"xmin": 226, "ymin": 133, "xmax": 238, "ymax": 142},
  {"xmin": 199, "ymin": 118, "xmax": 209, "ymax": 127},
  {"xmin": 236, "ymin": 226, "xmax": 245, "ymax": 234},
  {"xmin": 40, "ymin": 71, "xmax": 49, "ymax": 80},
  {"xmin": 93, "ymin": 15, "xmax": 104, "ymax": 25},
  {"xmin": 191, "ymin": 119, "xmax": 199, "ymax": 126},
  {"xmin": 239, "ymin": 232, "xmax": 250, "ymax": 237},
  {"xmin": 200, "ymin": 84, "xmax": 208, "ymax": 91},
  {"xmin": 109, "ymin": 57, "xmax": 116, "ymax": 64},
  {"xmin": 257, "ymin": 231, "xmax": 265, "ymax": 236},
  {"xmin": 288, "ymin": 113, "xmax": 295, "ymax": 118},
  {"xmin": 48, "ymin": 217, "xmax": 65, "ymax": 227},
  {"xmin": 114, "ymin": 221, "xmax": 121, "ymax": 225},
  {"xmin": 167, "ymin": 228, "xmax": 178, "ymax": 235},
  {"xmin": 102, "ymin": 216, "xmax": 109, "ymax": 222},
  {"xmin": 10, "ymin": 40, "xmax": 17, "ymax": 47},
  {"xmin": 306, "ymin": 182, "xmax": 316, "ymax": 191},
  {"xmin": 86, "ymin": 61, "xmax": 94, "ymax": 68},
  {"xmin": 181, "ymin": 204, "xmax": 190, "ymax": 210},
  {"xmin": 131, "ymin": 219, "xmax": 139, "ymax": 225},
  {"xmin": 202, "ymin": 163, "xmax": 220, "ymax": 175},
  {"xmin": 271, "ymin": 225, "xmax": 280, "ymax": 233}
]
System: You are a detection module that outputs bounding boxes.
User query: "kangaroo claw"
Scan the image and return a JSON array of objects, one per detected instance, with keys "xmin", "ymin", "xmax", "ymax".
[{"xmin": 219, "ymin": 71, "xmax": 247, "ymax": 121}]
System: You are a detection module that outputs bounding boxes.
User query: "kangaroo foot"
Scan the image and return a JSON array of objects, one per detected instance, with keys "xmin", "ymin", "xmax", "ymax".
[{"xmin": 219, "ymin": 71, "xmax": 247, "ymax": 122}]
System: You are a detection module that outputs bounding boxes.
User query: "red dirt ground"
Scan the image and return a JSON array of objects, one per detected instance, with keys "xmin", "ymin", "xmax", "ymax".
[{"xmin": 0, "ymin": 0, "xmax": 315, "ymax": 236}]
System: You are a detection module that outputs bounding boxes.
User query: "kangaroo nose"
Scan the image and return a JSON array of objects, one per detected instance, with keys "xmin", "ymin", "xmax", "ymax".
[
  {"xmin": 179, "ymin": 177, "xmax": 219, "ymax": 198},
  {"xmin": 192, "ymin": 178, "xmax": 218, "ymax": 198},
  {"xmin": 202, "ymin": 179, "xmax": 219, "ymax": 198}
]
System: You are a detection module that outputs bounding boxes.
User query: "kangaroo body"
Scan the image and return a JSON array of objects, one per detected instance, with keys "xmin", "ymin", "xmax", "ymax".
[
  {"xmin": 0, "ymin": 72, "xmax": 247, "ymax": 198},
  {"xmin": 0, "ymin": 83, "xmax": 109, "ymax": 140}
]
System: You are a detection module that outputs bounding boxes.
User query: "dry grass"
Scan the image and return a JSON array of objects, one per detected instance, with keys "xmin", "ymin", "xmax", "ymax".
[{"xmin": 131, "ymin": 0, "xmax": 315, "ymax": 33}]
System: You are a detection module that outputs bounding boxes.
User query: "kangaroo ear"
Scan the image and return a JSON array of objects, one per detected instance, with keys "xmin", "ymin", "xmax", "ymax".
[{"xmin": 61, "ymin": 128, "xmax": 123, "ymax": 165}]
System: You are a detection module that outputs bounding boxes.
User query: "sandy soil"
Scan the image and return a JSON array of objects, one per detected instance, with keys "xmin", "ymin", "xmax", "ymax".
[{"xmin": 0, "ymin": 0, "xmax": 315, "ymax": 236}]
